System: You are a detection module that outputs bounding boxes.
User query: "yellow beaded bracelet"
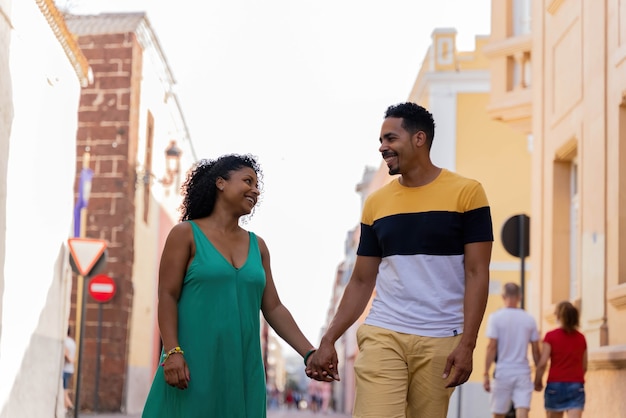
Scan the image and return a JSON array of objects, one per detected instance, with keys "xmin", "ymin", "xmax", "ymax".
[{"xmin": 160, "ymin": 346, "xmax": 184, "ymax": 366}]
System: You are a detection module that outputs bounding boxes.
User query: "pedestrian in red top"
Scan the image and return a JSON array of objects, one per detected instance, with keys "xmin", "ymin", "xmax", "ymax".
[{"xmin": 534, "ymin": 301, "xmax": 587, "ymax": 418}]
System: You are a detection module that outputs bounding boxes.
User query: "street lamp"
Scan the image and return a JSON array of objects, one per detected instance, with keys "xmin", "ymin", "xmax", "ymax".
[{"xmin": 163, "ymin": 140, "xmax": 182, "ymax": 186}]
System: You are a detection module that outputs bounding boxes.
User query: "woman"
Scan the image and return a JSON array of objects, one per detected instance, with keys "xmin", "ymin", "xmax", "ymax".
[
  {"xmin": 534, "ymin": 301, "xmax": 587, "ymax": 418},
  {"xmin": 142, "ymin": 154, "xmax": 316, "ymax": 418}
]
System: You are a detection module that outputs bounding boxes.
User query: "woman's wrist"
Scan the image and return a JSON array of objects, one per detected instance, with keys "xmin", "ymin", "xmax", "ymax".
[
  {"xmin": 160, "ymin": 346, "xmax": 184, "ymax": 366},
  {"xmin": 303, "ymin": 348, "xmax": 317, "ymax": 366}
]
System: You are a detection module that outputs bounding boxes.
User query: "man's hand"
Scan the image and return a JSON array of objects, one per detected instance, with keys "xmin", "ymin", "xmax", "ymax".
[
  {"xmin": 483, "ymin": 375, "xmax": 491, "ymax": 392},
  {"xmin": 305, "ymin": 340, "xmax": 340, "ymax": 382},
  {"xmin": 442, "ymin": 342, "xmax": 474, "ymax": 388}
]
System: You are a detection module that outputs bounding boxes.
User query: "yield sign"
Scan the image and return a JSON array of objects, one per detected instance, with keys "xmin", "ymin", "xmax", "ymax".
[{"xmin": 68, "ymin": 238, "xmax": 108, "ymax": 276}]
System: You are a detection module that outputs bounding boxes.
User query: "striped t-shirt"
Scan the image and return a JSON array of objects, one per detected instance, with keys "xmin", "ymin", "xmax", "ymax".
[{"xmin": 358, "ymin": 169, "xmax": 493, "ymax": 337}]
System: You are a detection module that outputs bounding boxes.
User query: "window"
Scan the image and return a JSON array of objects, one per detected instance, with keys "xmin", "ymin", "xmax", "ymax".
[
  {"xmin": 552, "ymin": 141, "xmax": 578, "ymax": 303},
  {"xmin": 512, "ymin": 0, "xmax": 532, "ymax": 36}
]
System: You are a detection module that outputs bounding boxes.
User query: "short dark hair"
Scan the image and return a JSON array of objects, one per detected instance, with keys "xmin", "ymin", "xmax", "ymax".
[
  {"xmin": 384, "ymin": 102, "xmax": 436, "ymax": 148},
  {"xmin": 502, "ymin": 282, "xmax": 521, "ymax": 298}
]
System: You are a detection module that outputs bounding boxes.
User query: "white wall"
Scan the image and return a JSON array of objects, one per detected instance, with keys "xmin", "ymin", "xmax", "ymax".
[{"xmin": 0, "ymin": 1, "xmax": 82, "ymax": 416}]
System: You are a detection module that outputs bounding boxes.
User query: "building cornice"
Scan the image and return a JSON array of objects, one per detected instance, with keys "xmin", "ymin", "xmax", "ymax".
[
  {"xmin": 482, "ymin": 34, "xmax": 532, "ymax": 59},
  {"xmin": 588, "ymin": 345, "xmax": 626, "ymax": 370},
  {"xmin": 35, "ymin": 0, "xmax": 91, "ymax": 87},
  {"xmin": 411, "ymin": 69, "xmax": 491, "ymax": 100},
  {"xmin": 608, "ymin": 284, "xmax": 626, "ymax": 309}
]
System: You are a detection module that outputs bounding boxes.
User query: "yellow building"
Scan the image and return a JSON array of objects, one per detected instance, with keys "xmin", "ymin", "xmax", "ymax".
[
  {"xmin": 330, "ymin": 28, "xmax": 532, "ymax": 416},
  {"xmin": 486, "ymin": 0, "xmax": 626, "ymax": 415},
  {"xmin": 409, "ymin": 28, "xmax": 532, "ymax": 417}
]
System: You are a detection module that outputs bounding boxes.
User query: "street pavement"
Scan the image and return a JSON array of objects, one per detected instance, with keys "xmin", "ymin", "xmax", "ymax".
[
  {"xmin": 267, "ymin": 409, "xmax": 350, "ymax": 418},
  {"xmin": 79, "ymin": 407, "xmax": 351, "ymax": 418}
]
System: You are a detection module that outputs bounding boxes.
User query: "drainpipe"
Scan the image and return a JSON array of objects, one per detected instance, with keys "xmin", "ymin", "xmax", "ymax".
[{"xmin": 600, "ymin": 0, "xmax": 609, "ymax": 347}]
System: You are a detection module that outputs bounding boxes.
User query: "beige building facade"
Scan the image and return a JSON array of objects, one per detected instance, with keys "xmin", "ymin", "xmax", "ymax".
[{"xmin": 486, "ymin": 0, "xmax": 626, "ymax": 415}]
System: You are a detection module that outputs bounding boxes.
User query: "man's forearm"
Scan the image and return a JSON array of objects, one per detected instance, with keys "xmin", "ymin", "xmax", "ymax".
[
  {"xmin": 461, "ymin": 274, "xmax": 489, "ymax": 347},
  {"xmin": 321, "ymin": 278, "xmax": 374, "ymax": 345},
  {"xmin": 484, "ymin": 344, "xmax": 496, "ymax": 376}
]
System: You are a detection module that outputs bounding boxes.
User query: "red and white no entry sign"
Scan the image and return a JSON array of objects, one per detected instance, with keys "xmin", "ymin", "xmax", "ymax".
[{"xmin": 88, "ymin": 274, "xmax": 116, "ymax": 303}]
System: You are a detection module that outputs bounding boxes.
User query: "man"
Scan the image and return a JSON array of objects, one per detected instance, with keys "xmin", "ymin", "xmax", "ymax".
[
  {"xmin": 306, "ymin": 102, "xmax": 493, "ymax": 418},
  {"xmin": 483, "ymin": 282, "xmax": 540, "ymax": 418}
]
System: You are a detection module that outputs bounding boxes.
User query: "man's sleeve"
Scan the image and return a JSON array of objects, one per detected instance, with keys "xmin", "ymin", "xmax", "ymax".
[{"xmin": 462, "ymin": 182, "xmax": 493, "ymax": 244}]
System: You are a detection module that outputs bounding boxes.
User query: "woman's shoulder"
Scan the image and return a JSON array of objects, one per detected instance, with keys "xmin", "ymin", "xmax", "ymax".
[
  {"xmin": 172, "ymin": 220, "xmax": 193, "ymax": 232},
  {"xmin": 544, "ymin": 327, "xmax": 562, "ymax": 340},
  {"xmin": 166, "ymin": 221, "xmax": 194, "ymax": 241}
]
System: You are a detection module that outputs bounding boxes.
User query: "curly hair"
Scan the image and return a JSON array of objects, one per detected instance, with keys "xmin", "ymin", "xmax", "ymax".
[
  {"xmin": 556, "ymin": 301, "xmax": 580, "ymax": 334},
  {"xmin": 384, "ymin": 102, "xmax": 436, "ymax": 148},
  {"xmin": 179, "ymin": 154, "xmax": 263, "ymax": 221}
]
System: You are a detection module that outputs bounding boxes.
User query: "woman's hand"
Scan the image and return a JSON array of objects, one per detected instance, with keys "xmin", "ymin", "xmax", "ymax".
[
  {"xmin": 305, "ymin": 341, "xmax": 340, "ymax": 382},
  {"xmin": 162, "ymin": 353, "xmax": 190, "ymax": 389}
]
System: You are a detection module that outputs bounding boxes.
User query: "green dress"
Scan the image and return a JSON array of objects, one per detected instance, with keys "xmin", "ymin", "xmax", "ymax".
[{"xmin": 142, "ymin": 221, "xmax": 267, "ymax": 418}]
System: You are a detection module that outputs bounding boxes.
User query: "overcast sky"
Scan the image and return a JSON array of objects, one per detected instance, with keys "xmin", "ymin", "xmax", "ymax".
[{"xmin": 64, "ymin": 0, "xmax": 492, "ymax": 355}]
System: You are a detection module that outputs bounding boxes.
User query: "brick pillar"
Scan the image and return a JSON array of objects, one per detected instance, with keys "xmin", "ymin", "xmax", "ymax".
[{"xmin": 71, "ymin": 32, "xmax": 143, "ymax": 412}]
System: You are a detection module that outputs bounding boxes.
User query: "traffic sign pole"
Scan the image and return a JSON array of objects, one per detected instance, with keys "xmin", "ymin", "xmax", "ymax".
[
  {"xmin": 73, "ymin": 151, "xmax": 90, "ymax": 418},
  {"xmin": 501, "ymin": 214, "xmax": 530, "ymax": 309},
  {"xmin": 517, "ymin": 216, "xmax": 526, "ymax": 309},
  {"xmin": 86, "ymin": 274, "xmax": 116, "ymax": 413},
  {"xmin": 95, "ymin": 302, "xmax": 102, "ymax": 412},
  {"xmin": 74, "ymin": 275, "xmax": 88, "ymax": 418}
]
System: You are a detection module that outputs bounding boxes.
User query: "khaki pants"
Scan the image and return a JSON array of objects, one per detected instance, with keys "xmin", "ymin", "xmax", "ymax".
[{"xmin": 353, "ymin": 324, "xmax": 459, "ymax": 418}]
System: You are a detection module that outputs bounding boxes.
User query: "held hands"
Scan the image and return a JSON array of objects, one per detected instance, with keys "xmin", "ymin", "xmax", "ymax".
[
  {"xmin": 534, "ymin": 378, "xmax": 543, "ymax": 392},
  {"xmin": 162, "ymin": 351, "xmax": 190, "ymax": 390},
  {"xmin": 442, "ymin": 343, "xmax": 473, "ymax": 388},
  {"xmin": 305, "ymin": 341, "xmax": 340, "ymax": 382}
]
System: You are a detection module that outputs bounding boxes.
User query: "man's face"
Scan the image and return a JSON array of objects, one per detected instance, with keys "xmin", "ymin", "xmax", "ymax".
[{"xmin": 379, "ymin": 117, "xmax": 414, "ymax": 176}]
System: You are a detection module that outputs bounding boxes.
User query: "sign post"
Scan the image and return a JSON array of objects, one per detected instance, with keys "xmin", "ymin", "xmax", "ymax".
[
  {"xmin": 501, "ymin": 214, "xmax": 530, "ymax": 308},
  {"xmin": 68, "ymin": 237, "xmax": 107, "ymax": 418},
  {"xmin": 88, "ymin": 274, "xmax": 116, "ymax": 412}
]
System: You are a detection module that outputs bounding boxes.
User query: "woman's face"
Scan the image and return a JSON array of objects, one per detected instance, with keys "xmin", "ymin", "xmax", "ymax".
[{"xmin": 219, "ymin": 167, "xmax": 260, "ymax": 216}]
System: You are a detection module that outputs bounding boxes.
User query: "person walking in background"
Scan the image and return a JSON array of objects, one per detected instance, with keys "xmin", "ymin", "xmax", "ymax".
[
  {"xmin": 306, "ymin": 102, "xmax": 494, "ymax": 418},
  {"xmin": 142, "ymin": 154, "xmax": 316, "ymax": 418},
  {"xmin": 534, "ymin": 301, "xmax": 587, "ymax": 418},
  {"xmin": 319, "ymin": 380, "xmax": 332, "ymax": 414},
  {"xmin": 307, "ymin": 380, "xmax": 321, "ymax": 412},
  {"xmin": 63, "ymin": 327, "xmax": 76, "ymax": 412},
  {"xmin": 483, "ymin": 282, "xmax": 540, "ymax": 418}
]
